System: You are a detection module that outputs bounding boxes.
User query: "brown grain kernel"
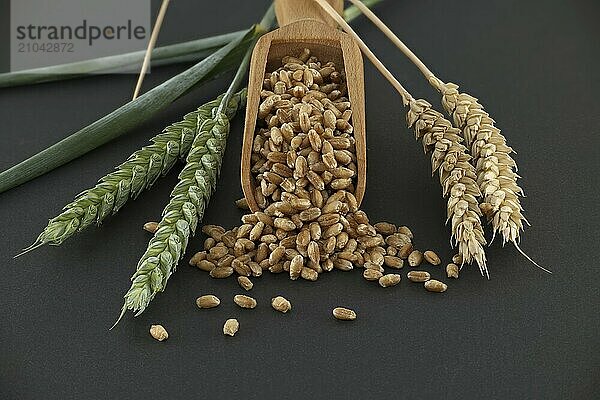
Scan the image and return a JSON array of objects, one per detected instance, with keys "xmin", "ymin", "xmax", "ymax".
[
  {"xmin": 233, "ymin": 262, "xmax": 251, "ymax": 277},
  {"xmin": 255, "ymin": 243, "xmax": 269, "ymax": 262},
  {"xmin": 407, "ymin": 270, "xmax": 431, "ymax": 283},
  {"xmin": 369, "ymin": 251, "xmax": 385, "ymax": 266},
  {"xmin": 291, "ymin": 197, "xmax": 312, "ymax": 210},
  {"xmin": 398, "ymin": 243, "xmax": 414, "ymax": 259},
  {"xmin": 196, "ymin": 295, "xmax": 220, "ymax": 309},
  {"xmin": 358, "ymin": 235, "xmax": 384, "ymax": 248},
  {"xmin": 249, "ymin": 261, "xmax": 262, "ymax": 277},
  {"xmin": 424, "ymin": 279, "xmax": 448, "ymax": 293},
  {"xmin": 241, "ymin": 214, "xmax": 258, "ymax": 224},
  {"xmin": 189, "ymin": 251, "xmax": 207, "ymax": 266},
  {"xmin": 373, "ymin": 222, "xmax": 396, "ymax": 235},
  {"xmin": 423, "ymin": 250, "xmax": 441, "ymax": 266},
  {"xmin": 235, "ymin": 276, "xmax": 253, "ymax": 291},
  {"xmin": 385, "ymin": 233, "xmax": 411, "ymax": 249},
  {"xmin": 446, "ymin": 263, "xmax": 459, "ymax": 279},
  {"xmin": 397, "ymin": 226, "xmax": 413, "ymax": 239},
  {"xmin": 323, "ymin": 222, "xmax": 343, "ymax": 238},
  {"xmin": 332, "ymin": 307, "xmax": 356, "ymax": 321},
  {"xmin": 332, "ymin": 258, "xmax": 353, "ymax": 271},
  {"xmin": 143, "ymin": 221, "xmax": 159, "ymax": 233},
  {"xmin": 318, "ymin": 213, "xmax": 340, "ymax": 227},
  {"xmin": 236, "ymin": 224, "xmax": 252, "ymax": 239},
  {"xmin": 271, "ymin": 296, "xmax": 292, "ymax": 313},
  {"xmin": 296, "ymin": 229, "xmax": 311, "ymax": 247},
  {"xmin": 408, "ymin": 250, "xmax": 424, "ymax": 267},
  {"xmin": 235, "ymin": 197, "xmax": 249, "ymax": 210},
  {"xmin": 269, "ymin": 245, "xmax": 286, "ymax": 265},
  {"xmin": 261, "ymin": 234, "xmax": 278, "ymax": 244},
  {"xmin": 255, "ymin": 212, "xmax": 274, "ymax": 226},
  {"xmin": 196, "ymin": 259, "xmax": 216, "ymax": 272},
  {"xmin": 280, "ymin": 234, "xmax": 298, "ymax": 248},
  {"xmin": 383, "ymin": 255, "xmax": 404, "ymax": 269},
  {"xmin": 203, "ymin": 237, "xmax": 216, "ymax": 251},
  {"xmin": 301, "ymin": 267, "xmax": 318, "ymax": 281},
  {"xmin": 289, "ymin": 254, "xmax": 304, "ymax": 280},
  {"xmin": 335, "ymin": 231, "xmax": 349, "ymax": 249},
  {"xmin": 307, "ymin": 241, "xmax": 320, "ymax": 263},
  {"xmin": 357, "ymin": 223, "xmax": 376, "ymax": 237},
  {"xmin": 386, "ymin": 246, "xmax": 398, "ymax": 256},
  {"xmin": 274, "ymin": 217, "xmax": 296, "ymax": 231},
  {"xmin": 248, "ymin": 221, "xmax": 264, "ymax": 241},
  {"xmin": 209, "ymin": 266, "xmax": 234, "ymax": 279},
  {"xmin": 321, "ymin": 200, "xmax": 341, "ymax": 215},
  {"xmin": 221, "ymin": 232, "xmax": 236, "ymax": 248},
  {"xmin": 337, "ymin": 251, "xmax": 357, "ymax": 262},
  {"xmin": 150, "ymin": 324, "xmax": 168, "ymax": 341},
  {"xmin": 452, "ymin": 253, "xmax": 463, "ymax": 265},
  {"xmin": 364, "ymin": 262, "xmax": 384, "ymax": 273},
  {"xmin": 223, "ymin": 319, "xmax": 239, "ymax": 336},
  {"xmin": 269, "ymin": 262, "xmax": 285, "ymax": 274},
  {"xmin": 379, "ymin": 274, "xmax": 401, "ymax": 288},
  {"xmin": 353, "ymin": 210, "xmax": 369, "ymax": 224},
  {"xmin": 234, "ymin": 294, "xmax": 257, "ymax": 309},
  {"xmin": 363, "ymin": 268, "xmax": 383, "ymax": 281},
  {"xmin": 202, "ymin": 225, "xmax": 226, "ymax": 241}
]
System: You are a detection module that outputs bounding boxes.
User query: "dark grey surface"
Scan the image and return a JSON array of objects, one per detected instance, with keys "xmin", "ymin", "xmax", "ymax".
[{"xmin": 1, "ymin": 1, "xmax": 599, "ymax": 399}]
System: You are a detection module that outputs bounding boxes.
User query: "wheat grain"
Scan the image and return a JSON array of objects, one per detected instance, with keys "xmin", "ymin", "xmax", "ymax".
[{"xmin": 149, "ymin": 324, "xmax": 169, "ymax": 341}]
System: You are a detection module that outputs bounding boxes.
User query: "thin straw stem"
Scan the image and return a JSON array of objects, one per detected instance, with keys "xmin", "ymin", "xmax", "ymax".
[
  {"xmin": 313, "ymin": 0, "xmax": 413, "ymax": 105},
  {"xmin": 345, "ymin": 0, "xmax": 441, "ymax": 88},
  {"xmin": 133, "ymin": 0, "xmax": 171, "ymax": 100}
]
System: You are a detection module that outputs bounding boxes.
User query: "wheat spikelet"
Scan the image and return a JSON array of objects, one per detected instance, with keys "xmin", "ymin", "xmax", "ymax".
[
  {"xmin": 17, "ymin": 94, "xmax": 239, "ymax": 256},
  {"xmin": 115, "ymin": 93, "xmax": 244, "ymax": 322},
  {"xmin": 433, "ymin": 79, "xmax": 526, "ymax": 246},
  {"xmin": 407, "ymin": 98, "xmax": 488, "ymax": 275}
]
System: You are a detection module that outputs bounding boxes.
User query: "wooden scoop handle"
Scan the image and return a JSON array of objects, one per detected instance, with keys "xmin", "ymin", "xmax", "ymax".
[{"xmin": 274, "ymin": 0, "xmax": 343, "ymax": 28}]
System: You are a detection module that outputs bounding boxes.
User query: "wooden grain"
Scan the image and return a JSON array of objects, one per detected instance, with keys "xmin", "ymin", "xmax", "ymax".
[{"xmin": 241, "ymin": 0, "xmax": 366, "ymax": 213}]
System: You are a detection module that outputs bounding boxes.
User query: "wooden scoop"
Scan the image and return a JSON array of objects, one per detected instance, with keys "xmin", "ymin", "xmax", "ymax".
[{"xmin": 241, "ymin": 0, "xmax": 366, "ymax": 212}]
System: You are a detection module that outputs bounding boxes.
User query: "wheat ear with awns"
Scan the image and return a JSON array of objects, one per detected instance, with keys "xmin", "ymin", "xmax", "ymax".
[
  {"xmin": 314, "ymin": 0, "xmax": 488, "ymax": 274},
  {"xmin": 114, "ymin": 91, "xmax": 245, "ymax": 325},
  {"xmin": 15, "ymin": 95, "xmax": 230, "ymax": 258},
  {"xmin": 344, "ymin": 0, "xmax": 550, "ymax": 273}
]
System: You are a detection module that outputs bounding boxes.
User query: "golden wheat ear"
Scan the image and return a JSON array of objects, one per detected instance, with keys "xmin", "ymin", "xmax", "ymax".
[
  {"xmin": 314, "ymin": 0, "xmax": 489, "ymax": 275},
  {"xmin": 344, "ymin": 0, "xmax": 550, "ymax": 271}
]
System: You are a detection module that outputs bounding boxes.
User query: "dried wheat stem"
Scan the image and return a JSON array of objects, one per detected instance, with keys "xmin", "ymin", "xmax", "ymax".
[
  {"xmin": 132, "ymin": 0, "xmax": 171, "ymax": 100},
  {"xmin": 313, "ymin": 0, "xmax": 412, "ymax": 105},
  {"xmin": 315, "ymin": 0, "xmax": 488, "ymax": 273}
]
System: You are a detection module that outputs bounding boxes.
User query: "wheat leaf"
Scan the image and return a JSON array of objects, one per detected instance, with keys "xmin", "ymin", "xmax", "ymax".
[
  {"xmin": 0, "ymin": 30, "xmax": 244, "ymax": 88},
  {"xmin": 0, "ymin": 27, "xmax": 259, "ymax": 195}
]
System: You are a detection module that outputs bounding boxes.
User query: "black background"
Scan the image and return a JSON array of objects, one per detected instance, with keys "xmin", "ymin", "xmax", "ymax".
[{"xmin": 1, "ymin": 1, "xmax": 599, "ymax": 399}]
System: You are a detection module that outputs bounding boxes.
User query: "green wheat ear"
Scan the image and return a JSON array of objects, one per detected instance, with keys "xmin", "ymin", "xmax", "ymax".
[
  {"xmin": 114, "ymin": 94, "xmax": 244, "ymax": 326},
  {"xmin": 17, "ymin": 92, "xmax": 244, "ymax": 258}
]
